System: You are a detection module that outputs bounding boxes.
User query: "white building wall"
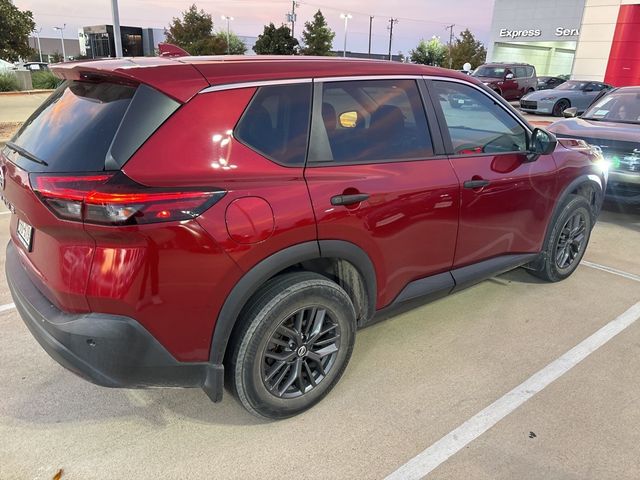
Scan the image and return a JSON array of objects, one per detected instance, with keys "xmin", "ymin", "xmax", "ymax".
[{"xmin": 571, "ymin": 0, "xmax": 638, "ymax": 81}]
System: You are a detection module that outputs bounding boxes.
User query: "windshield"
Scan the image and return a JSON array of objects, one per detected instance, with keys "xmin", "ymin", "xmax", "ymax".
[
  {"xmin": 556, "ymin": 81, "xmax": 589, "ymax": 91},
  {"xmin": 582, "ymin": 90, "xmax": 640, "ymax": 124},
  {"xmin": 473, "ymin": 66, "xmax": 506, "ymax": 78}
]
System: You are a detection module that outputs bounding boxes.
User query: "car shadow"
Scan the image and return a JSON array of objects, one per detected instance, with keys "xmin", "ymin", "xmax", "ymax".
[
  {"xmin": 5, "ymin": 369, "xmax": 271, "ymax": 427},
  {"xmin": 599, "ymin": 200, "xmax": 640, "ymax": 233}
]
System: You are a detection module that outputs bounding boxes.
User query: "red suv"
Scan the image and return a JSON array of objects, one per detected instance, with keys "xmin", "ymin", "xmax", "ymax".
[
  {"xmin": 2, "ymin": 55, "xmax": 606, "ymax": 419},
  {"xmin": 472, "ymin": 63, "xmax": 538, "ymax": 100}
]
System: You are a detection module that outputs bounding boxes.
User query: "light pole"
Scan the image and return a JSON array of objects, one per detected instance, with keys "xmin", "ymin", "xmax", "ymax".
[
  {"xmin": 34, "ymin": 27, "xmax": 43, "ymax": 62},
  {"xmin": 221, "ymin": 15, "xmax": 234, "ymax": 55},
  {"xmin": 53, "ymin": 24, "xmax": 66, "ymax": 62},
  {"xmin": 340, "ymin": 13, "xmax": 352, "ymax": 58},
  {"xmin": 111, "ymin": 0, "xmax": 123, "ymax": 57}
]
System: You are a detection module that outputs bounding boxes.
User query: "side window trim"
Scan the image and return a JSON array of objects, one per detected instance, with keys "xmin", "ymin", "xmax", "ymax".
[
  {"xmin": 423, "ymin": 78, "xmax": 532, "ymax": 157},
  {"xmin": 416, "ymin": 79, "xmax": 446, "ymax": 156}
]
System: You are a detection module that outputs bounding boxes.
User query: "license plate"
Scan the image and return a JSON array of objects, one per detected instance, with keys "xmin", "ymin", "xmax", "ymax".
[{"xmin": 17, "ymin": 218, "xmax": 33, "ymax": 251}]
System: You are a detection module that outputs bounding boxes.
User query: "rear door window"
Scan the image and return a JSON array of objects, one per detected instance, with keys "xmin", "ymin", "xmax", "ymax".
[
  {"xmin": 515, "ymin": 67, "xmax": 527, "ymax": 78},
  {"xmin": 235, "ymin": 83, "xmax": 312, "ymax": 167},
  {"xmin": 9, "ymin": 81, "xmax": 136, "ymax": 172},
  {"xmin": 308, "ymin": 79, "xmax": 433, "ymax": 163}
]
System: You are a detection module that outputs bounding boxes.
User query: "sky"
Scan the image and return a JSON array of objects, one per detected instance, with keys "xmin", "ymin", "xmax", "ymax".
[{"xmin": 15, "ymin": 0, "xmax": 496, "ymax": 55}]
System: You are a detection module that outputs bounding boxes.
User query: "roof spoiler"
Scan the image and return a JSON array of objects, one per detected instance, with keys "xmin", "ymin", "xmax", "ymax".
[{"xmin": 158, "ymin": 43, "xmax": 190, "ymax": 57}]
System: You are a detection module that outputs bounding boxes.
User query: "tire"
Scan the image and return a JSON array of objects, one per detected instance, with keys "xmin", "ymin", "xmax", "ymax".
[
  {"xmin": 552, "ymin": 99, "xmax": 570, "ymax": 117},
  {"xmin": 529, "ymin": 195, "xmax": 593, "ymax": 282},
  {"xmin": 228, "ymin": 272, "xmax": 356, "ymax": 419}
]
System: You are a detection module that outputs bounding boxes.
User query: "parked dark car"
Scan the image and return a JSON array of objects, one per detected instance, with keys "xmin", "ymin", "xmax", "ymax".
[
  {"xmin": 2, "ymin": 55, "xmax": 605, "ymax": 419},
  {"xmin": 537, "ymin": 76, "xmax": 566, "ymax": 90},
  {"xmin": 520, "ymin": 80, "xmax": 612, "ymax": 117},
  {"xmin": 548, "ymin": 87, "xmax": 640, "ymax": 204},
  {"xmin": 472, "ymin": 62, "xmax": 537, "ymax": 100}
]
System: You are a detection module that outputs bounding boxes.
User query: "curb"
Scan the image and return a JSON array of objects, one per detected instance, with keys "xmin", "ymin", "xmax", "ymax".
[{"xmin": 0, "ymin": 89, "xmax": 54, "ymax": 96}]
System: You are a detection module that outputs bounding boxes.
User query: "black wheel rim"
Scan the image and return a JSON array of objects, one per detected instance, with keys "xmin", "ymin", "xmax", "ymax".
[
  {"xmin": 261, "ymin": 307, "xmax": 341, "ymax": 399},
  {"xmin": 554, "ymin": 101, "xmax": 567, "ymax": 116},
  {"xmin": 555, "ymin": 211, "xmax": 587, "ymax": 269}
]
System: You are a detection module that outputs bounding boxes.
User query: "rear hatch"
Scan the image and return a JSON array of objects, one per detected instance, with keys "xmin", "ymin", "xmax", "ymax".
[{"xmin": 0, "ymin": 78, "xmax": 181, "ymax": 311}]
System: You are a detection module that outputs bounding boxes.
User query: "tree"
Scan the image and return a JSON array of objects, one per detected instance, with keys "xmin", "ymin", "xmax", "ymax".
[
  {"xmin": 165, "ymin": 4, "xmax": 226, "ymax": 55},
  {"xmin": 445, "ymin": 29, "xmax": 487, "ymax": 70},
  {"xmin": 300, "ymin": 10, "xmax": 335, "ymax": 56},
  {"xmin": 0, "ymin": 0, "xmax": 35, "ymax": 62},
  {"xmin": 213, "ymin": 31, "xmax": 247, "ymax": 55},
  {"xmin": 253, "ymin": 23, "xmax": 298, "ymax": 55},
  {"xmin": 410, "ymin": 38, "xmax": 446, "ymax": 66}
]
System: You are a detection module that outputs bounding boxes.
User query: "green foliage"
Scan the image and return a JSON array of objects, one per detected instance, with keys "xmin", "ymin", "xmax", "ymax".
[
  {"xmin": 212, "ymin": 31, "xmax": 247, "ymax": 55},
  {"xmin": 253, "ymin": 23, "xmax": 298, "ymax": 55},
  {"xmin": 166, "ymin": 4, "xmax": 226, "ymax": 55},
  {"xmin": 300, "ymin": 10, "xmax": 335, "ymax": 56},
  {"xmin": 49, "ymin": 52, "xmax": 64, "ymax": 64},
  {"xmin": 0, "ymin": 0, "xmax": 35, "ymax": 62},
  {"xmin": 31, "ymin": 70, "xmax": 63, "ymax": 89},
  {"xmin": 410, "ymin": 38, "xmax": 447, "ymax": 67},
  {"xmin": 445, "ymin": 29, "xmax": 487, "ymax": 70},
  {"xmin": 0, "ymin": 72, "xmax": 19, "ymax": 92}
]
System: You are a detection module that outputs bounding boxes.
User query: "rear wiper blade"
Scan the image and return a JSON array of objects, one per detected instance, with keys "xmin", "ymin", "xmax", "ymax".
[{"xmin": 5, "ymin": 142, "xmax": 48, "ymax": 166}]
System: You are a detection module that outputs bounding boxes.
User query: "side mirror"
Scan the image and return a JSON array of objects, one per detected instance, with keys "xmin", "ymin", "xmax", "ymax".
[
  {"xmin": 505, "ymin": 73, "xmax": 514, "ymax": 80},
  {"xmin": 527, "ymin": 128, "xmax": 557, "ymax": 161},
  {"xmin": 563, "ymin": 107, "xmax": 578, "ymax": 118}
]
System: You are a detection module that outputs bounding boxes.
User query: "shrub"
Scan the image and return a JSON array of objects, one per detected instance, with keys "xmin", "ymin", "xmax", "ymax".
[
  {"xmin": 31, "ymin": 70, "xmax": 63, "ymax": 90},
  {"xmin": 0, "ymin": 72, "xmax": 19, "ymax": 92}
]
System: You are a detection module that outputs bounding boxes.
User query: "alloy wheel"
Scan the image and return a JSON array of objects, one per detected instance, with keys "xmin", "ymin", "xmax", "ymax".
[
  {"xmin": 261, "ymin": 307, "xmax": 341, "ymax": 399},
  {"xmin": 555, "ymin": 210, "xmax": 587, "ymax": 269}
]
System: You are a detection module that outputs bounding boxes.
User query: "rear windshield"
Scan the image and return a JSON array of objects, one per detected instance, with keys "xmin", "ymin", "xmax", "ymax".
[{"xmin": 10, "ymin": 81, "xmax": 135, "ymax": 171}]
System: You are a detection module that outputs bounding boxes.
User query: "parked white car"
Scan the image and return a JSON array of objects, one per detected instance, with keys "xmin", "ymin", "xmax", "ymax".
[{"xmin": 0, "ymin": 59, "xmax": 16, "ymax": 72}]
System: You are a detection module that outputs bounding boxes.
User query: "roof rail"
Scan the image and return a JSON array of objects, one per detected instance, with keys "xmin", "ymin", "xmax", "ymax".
[{"xmin": 158, "ymin": 43, "xmax": 190, "ymax": 57}]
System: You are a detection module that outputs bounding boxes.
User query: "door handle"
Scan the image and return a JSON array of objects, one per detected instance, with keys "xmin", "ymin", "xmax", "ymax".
[
  {"xmin": 330, "ymin": 193, "xmax": 370, "ymax": 206},
  {"xmin": 463, "ymin": 179, "xmax": 490, "ymax": 189}
]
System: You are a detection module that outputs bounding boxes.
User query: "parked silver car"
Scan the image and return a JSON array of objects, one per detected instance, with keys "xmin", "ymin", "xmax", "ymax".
[{"xmin": 520, "ymin": 80, "xmax": 612, "ymax": 116}]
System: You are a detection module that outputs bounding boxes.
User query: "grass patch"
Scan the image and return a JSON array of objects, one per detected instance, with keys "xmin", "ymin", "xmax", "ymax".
[
  {"xmin": 0, "ymin": 72, "xmax": 19, "ymax": 92},
  {"xmin": 31, "ymin": 71, "xmax": 63, "ymax": 90}
]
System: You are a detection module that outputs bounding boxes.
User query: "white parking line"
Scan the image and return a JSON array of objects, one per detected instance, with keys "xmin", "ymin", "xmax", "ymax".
[
  {"xmin": 0, "ymin": 211, "xmax": 11, "ymax": 215},
  {"xmin": 385, "ymin": 300, "xmax": 640, "ymax": 480},
  {"xmin": 0, "ymin": 302, "xmax": 15, "ymax": 312},
  {"xmin": 582, "ymin": 260, "xmax": 640, "ymax": 283}
]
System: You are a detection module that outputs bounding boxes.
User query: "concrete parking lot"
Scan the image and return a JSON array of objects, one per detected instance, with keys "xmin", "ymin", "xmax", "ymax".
[
  {"xmin": 1, "ymin": 91, "xmax": 639, "ymax": 480},
  {"xmin": 0, "ymin": 201, "xmax": 638, "ymax": 480}
]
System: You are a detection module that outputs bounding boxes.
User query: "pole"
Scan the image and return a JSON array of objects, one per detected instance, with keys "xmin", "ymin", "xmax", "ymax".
[
  {"xmin": 221, "ymin": 16, "xmax": 233, "ymax": 54},
  {"xmin": 35, "ymin": 28, "xmax": 43, "ymax": 62},
  {"xmin": 368, "ymin": 16, "xmax": 373, "ymax": 58},
  {"xmin": 111, "ymin": 0, "xmax": 123, "ymax": 57},
  {"xmin": 388, "ymin": 18, "xmax": 398, "ymax": 61},
  {"xmin": 340, "ymin": 14, "xmax": 352, "ymax": 58},
  {"xmin": 446, "ymin": 24, "xmax": 455, "ymax": 69},
  {"xmin": 53, "ymin": 25, "xmax": 66, "ymax": 61},
  {"xmin": 291, "ymin": 1, "xmax": 298, "ymax": 38}
]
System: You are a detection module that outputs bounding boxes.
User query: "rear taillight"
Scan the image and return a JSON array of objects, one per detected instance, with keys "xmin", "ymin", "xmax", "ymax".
[{"xmin": 30, "ymin": 172, "xmax": 225, "ymax": 225}]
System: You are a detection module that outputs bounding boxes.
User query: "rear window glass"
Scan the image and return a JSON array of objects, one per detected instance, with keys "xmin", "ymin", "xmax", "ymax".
[
  {"xmin": 11, "ymin": 81, "xmax": 135, "ymax": 171},
  {"xmin": 235, "ymin": 83, "xmax": 312, "ymax": 166}
]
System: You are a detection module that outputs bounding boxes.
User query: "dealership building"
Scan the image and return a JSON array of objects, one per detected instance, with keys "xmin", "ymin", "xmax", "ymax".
[{"xmin": 487, "ymin": 0, "xmax": 640, "ymax": 86}]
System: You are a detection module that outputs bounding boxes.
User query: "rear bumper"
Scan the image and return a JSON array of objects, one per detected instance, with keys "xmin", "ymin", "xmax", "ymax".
[{"xmin": 6, "ymin": 241, "xmax": 224, "ymax": 401}]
